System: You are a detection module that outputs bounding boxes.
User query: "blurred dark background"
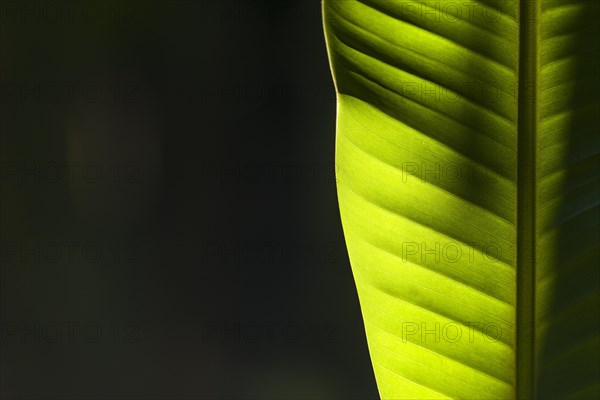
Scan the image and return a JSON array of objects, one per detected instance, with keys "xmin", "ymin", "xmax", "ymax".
[{"xmin": 0, "ymin": 0, "xmax": 378, "ymax": 398}]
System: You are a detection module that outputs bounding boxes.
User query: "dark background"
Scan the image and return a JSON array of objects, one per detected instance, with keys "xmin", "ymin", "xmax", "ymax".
[{"xmin": 0, "ymin": 0, "xmax": 378, "ymax": 398}]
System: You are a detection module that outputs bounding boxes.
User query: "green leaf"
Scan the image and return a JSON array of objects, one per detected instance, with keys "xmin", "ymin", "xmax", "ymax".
[{"xmin": 322, "ymin": 0, "xmax": 599, "ymax": 398}]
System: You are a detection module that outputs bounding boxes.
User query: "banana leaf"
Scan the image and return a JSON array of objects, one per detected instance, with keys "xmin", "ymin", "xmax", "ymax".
[{"xmin": 323, "ymin": 0, "xmax": 600, "ymax": 398}]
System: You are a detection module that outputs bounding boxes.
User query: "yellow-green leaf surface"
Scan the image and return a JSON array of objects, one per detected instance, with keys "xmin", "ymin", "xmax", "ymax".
[{"xmin": 323, "ymin": 0, "xmax": 599, "ymax": 398}]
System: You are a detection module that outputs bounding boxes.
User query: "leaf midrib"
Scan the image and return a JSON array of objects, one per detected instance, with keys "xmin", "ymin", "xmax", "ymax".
[{"xmin": 517, "ymin": 0, "xmax": 539, "ymax": 399}]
